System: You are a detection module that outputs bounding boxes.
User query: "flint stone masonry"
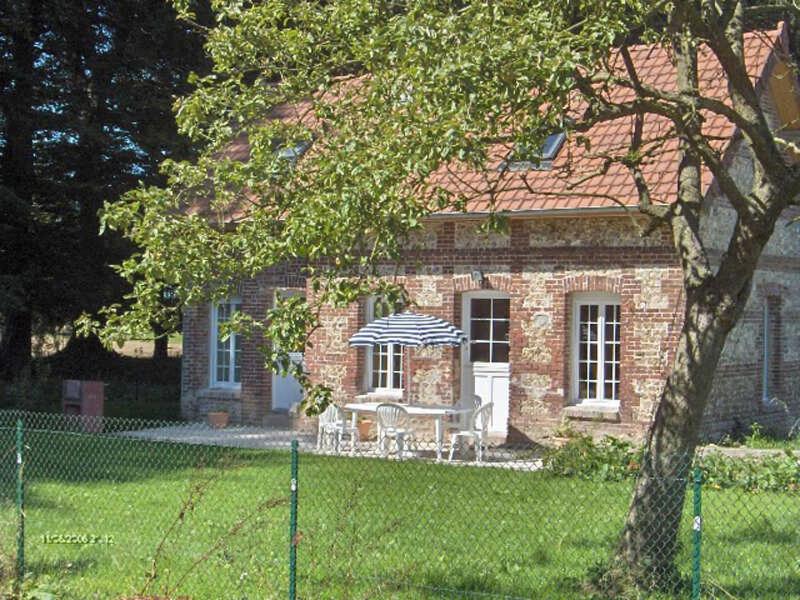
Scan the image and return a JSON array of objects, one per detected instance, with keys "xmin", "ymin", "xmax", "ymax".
[
  {"xmin": 301, "ymin": 216, "xmax": 686, "ymax": 442},
  {"xmin": 405, "ymin": 223, "xmax": 440, "ymax": 250},
  {"xmin": 520, "ymin": 316, "xmax": 552, "ymax": 363},
  {"xmin": 182, "ymin": 208, "xmax": 799, "ymax": 442},
  {"xmin": 527, "ymin": 218, "xmax": 663, "ymax": 248},
  {"xmin": 696, "ymin": 134, "xmax": 800, "ymax": 438},
  {"xmin": 319, "ymin": 315, "xmax": 349, "ymax": 355},
  {"xmin": 454, "ymin": 222, "xmax": 511, "ymax": 249},
  {"xmin": 515, "ymin": 373, "xmax": 551, "ymax": 417}
]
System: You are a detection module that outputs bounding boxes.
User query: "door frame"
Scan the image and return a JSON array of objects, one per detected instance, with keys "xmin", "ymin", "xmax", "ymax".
[
  {"xmin": 271, "ymin": 289, "xmax": 306, "ymax": 413},
  {"xmin": 271, "ymin": 351, "xmax": 305, "ymax": 412},
  {"xmin": 460, "ymin": 290, "xmax": 511, "ymax": 434}
]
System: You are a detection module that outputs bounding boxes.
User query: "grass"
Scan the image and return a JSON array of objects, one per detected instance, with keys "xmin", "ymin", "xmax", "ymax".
[{"xmin": 0, "ymin": 427, "xmax": 797, "ymax": 599}]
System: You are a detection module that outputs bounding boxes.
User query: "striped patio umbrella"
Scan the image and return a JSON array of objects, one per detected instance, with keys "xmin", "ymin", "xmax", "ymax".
[
  {"xmin": 349, "ymin": 311, "xmax": 466, "ymax": 348},
  {"xmin": 349, "ymin": 311, "xmax": 466, "ymax": 404}
]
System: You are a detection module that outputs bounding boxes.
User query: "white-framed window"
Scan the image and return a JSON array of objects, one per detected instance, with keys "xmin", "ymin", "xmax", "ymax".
[
  {"xmin": 572, "ymin": 293, "xmax": 621, "ymax": 405},
  {"xmin": 210, "ymin": 299, "xmax": 242, "ymax": 387},
  {"xmin": 762, "ymin": 297, "xmax": 780, "ymax": 403},
  {"xmin": 365, "ymin": 297, "xmax": 403, "ymax": 394},
  {"xmin": 468, "ymin": 297, "xmax": 510, "ymax": 363}
]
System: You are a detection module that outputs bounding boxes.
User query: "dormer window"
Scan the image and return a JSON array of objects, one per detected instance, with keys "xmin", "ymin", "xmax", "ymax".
[{"xmin": 499, "ymin": 132, "xmax": 566, "ymax": 172}]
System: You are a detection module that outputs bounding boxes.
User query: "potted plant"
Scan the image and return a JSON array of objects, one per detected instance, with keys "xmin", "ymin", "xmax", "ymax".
[
  {"xmin": 208, "ymin": 410, "xmax": 230, "ymax": 429},
  {"xmin": 357, "ymin": 417, "xmax": 373, "ymax": 441}
]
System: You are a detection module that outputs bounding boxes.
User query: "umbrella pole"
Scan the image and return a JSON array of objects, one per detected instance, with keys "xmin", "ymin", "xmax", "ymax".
[{"xmin": 405, "ymin": 346, "xmax": 411, "ymax": 404}]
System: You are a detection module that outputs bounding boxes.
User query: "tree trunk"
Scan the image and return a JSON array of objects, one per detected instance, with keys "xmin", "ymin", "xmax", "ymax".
[
  {"xmin": 614, "ymin": 284, "xmax": 749, "ymax": 590},
  {"xmin": 0, "ymin": 310, "xmax": 33, "ymax": 381},
  {"xmin": 0, "ymin": 0, "xmax": 37, "ymax": 381},
  {"xmin": 152, "ymin": 323, "xmax": 169, "ymax": 361}
]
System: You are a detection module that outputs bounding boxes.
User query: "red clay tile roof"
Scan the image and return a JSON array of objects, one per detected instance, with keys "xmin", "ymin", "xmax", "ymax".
[
  {"xmin": 189, "ymin": 26, "xmax": 786, "ymax": 220},
  {"xmin": 431, "ymin": 26, "xmax": 785, "ymax": 214}
]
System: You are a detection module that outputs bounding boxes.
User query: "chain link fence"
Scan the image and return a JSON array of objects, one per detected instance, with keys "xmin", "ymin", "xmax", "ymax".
[
  {"xmin": 0, "ymin": 409, "xmax": 798, "ymax": 599},
  {"xmin": 693, "ymin": 452, "xmax": 800, "ymax": 600},
  {"xmin": 0, "ymin": 410, "xmax": 298, "ymax": 599}
]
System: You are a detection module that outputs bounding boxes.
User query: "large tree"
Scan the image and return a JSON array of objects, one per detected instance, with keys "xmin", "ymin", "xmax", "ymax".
[
  {"xmin": 93, "ymin": 0, "xmax": 800, "ymax": 590},
  {"xmin": 0, "ymin": 0, "xmax": 210, "ymax": 377}
]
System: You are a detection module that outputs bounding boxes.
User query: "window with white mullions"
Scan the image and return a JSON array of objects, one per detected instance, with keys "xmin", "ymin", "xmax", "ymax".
[
  {"xmin": 574, "ymin": 297, "xmax": 620, "ymax": 404},
  {"xmin": 367, "ymin": 297, "xmax": 403, "ymax": 392},
  {"xmin": 211, "ymin": 299, "xmax": 242, "ymax": 387},
  {"xmin": 469, "ymin": 298, "xmax": 510, "ymax": 363}
]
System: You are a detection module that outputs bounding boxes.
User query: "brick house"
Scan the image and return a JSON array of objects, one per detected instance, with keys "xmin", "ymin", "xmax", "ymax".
[{"xmin": 180, "ymin": 26, "xmax": 800, "ymax": 442}]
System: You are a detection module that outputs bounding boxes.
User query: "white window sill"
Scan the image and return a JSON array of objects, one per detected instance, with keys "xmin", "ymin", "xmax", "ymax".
[
  {"xmin": 361, "ymin": 390, "xmax": 404, "ymax": 401},
  {"xmin": 563, "ymin": 403, "xmax": 621, "ymax": 423}
]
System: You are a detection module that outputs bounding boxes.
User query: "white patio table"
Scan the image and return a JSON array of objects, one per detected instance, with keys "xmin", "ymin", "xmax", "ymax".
[{"xmin": 344, "ymin": 398, "xmax": 473, "ymax": 461}]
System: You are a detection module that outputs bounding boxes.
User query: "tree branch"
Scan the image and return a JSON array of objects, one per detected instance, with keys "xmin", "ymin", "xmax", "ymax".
[{"xmin": 692, "ymin": 1, "xmax": 790, "ymax": 181}]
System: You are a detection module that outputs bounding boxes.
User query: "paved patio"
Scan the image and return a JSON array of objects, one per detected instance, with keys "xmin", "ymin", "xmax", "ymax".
[
  {"xmin": 120, "ymin": 423, "xmax": 316, "ymax": 450},
  {"xmin": 119, "ymin": 423, "xmax": 545, "ymax": 469}
]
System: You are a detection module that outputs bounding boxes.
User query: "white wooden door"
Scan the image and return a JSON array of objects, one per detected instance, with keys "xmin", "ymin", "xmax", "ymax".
[
  {"xmin": 471, "ymin": 362, "xmax": 510, "ymax": 435},
  {"xmin": 271, "ymin": 352, "xmax": 304, "ymax": 412},
  {"xmin": 461, "ymin": 293, "xmax": 511, "ymax": 436}
]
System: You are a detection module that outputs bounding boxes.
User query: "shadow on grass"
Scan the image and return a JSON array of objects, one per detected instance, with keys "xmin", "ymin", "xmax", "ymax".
[
  {"xmin": 419, "ymin": 568, "xmax": 586, "ymax": 599},
  {"xmin": 25, "ymin": 555, "xmax": 97, "ymax": 579},
  {"xmin": 716, "ymin": 514, "xmax": 798, "ymax": 545},
  {"xmin": 301, "ymin": 567, "xmax": 587, "ymax": 599},
  {"xmin": 706, "ymin": 574, "xmax": 800, "ymax": 599},
  {"xmin": 0, "ymin": 428, "xmax": 289, "ymax": 497}
]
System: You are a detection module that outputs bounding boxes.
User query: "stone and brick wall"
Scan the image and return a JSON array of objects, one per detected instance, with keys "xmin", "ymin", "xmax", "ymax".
[
  {"xmin": 180, "ymin": 261, "xmax": 305, "ymax": 426},
  {"xmin": 698, "ymin": 126, "xmax": 800, "ymax": 439},
  {"xmin": 181, "ymin": 209, "xmax": 798, "ymax": 441},
  {"xmin": 701, "ymin": 195, "xmax": 800, "ymax": 439},
  {"xmin": 304, "ymin": 216, "xmax": 685, "ymax": 442}
]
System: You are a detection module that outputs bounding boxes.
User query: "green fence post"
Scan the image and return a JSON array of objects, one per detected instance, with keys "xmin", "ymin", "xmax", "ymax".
[
  {"xmin": 289, "ymin": 439, "xmax": 299, "ymax": 600},
  {"xmin": 692, "ymin": 466, "xmax": 702, "ymax": 600},
  {"xmin": 15, "ymin": 418, "xmax": 25, "ymax": 587}
]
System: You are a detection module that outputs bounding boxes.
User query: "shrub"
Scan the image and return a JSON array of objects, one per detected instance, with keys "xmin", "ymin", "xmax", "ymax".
[
  {"xmin": 542, "ymin": 433, "xmax": 643, "ymax": 481},
  {"xmin": 543, "ymin": 433, "xmax": 800, "ymax": 493},
  {"xmin": 698, "ymin": 450, "xmax": 800, "ymax": 493}
]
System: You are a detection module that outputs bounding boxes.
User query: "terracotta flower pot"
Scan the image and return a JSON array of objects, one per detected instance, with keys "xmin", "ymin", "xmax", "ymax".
[
  {"xmin": 357, "ymin": 419, "xmax": 373, "ymax": 441},
  {"xmin": 208, "ymin": 411, "xmax": 230, "ymax": 429}
]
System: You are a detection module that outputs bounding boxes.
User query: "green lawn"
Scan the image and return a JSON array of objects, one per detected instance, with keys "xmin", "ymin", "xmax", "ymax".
[{"xmin": 0, "ymin": 428, "xmax": 797, "ymax": 599}]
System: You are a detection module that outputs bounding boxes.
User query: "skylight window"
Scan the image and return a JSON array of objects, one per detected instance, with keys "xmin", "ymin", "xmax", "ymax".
[
  {"xmin": 540, "ymin": 132, "xmax": 566, "ymax": 160},
  {"xmin": 277, "ymin": 140, "xmax": 312, "ymax": 164},
  {"xmin": 499, "ymin": 132, "xmax": 566, "ymax": 172}
]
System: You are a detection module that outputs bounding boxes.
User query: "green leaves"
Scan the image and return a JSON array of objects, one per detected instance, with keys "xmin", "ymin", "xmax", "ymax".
[{"xmin": 99, "ymin": 0, "xmax": 650, "ymax": 413}]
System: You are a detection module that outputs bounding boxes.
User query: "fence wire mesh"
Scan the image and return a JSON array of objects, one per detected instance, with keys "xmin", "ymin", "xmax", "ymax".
[
  {"xmin": 694, "ymin": 452, "xmax": 800, "ymax": 600},
  {"xmin": 0, "ymin": 409, "xmax": 797, "ymax": 599},
  {"xmin": 297, "ymin": 429, "xmax": 696, "ymax": 600},
  {"xmin": 0, "ymin": 410, "xmax": 297, "ymax": 599}
]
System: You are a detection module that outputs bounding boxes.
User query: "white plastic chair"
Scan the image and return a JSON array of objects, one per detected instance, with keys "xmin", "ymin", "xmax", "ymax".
[
  {"xmin": 446, "ymin": 394, "xmax": 481, "ymax": 448},
  {"xmin": 448, "ymin": 402, "xmax": 493, "ymax": 463},
  {"xmin": 376, "ymin": 403, "xmax": 416, "ymax": 460},
  {"xmin": 317, "ymin": 403, "xmax": 359, "ymax": 455}
]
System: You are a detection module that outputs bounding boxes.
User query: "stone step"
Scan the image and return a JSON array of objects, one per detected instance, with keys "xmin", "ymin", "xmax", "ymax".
[{"xmin": 263, "ymin": 412, "xmax": 294, "ymax": 428}]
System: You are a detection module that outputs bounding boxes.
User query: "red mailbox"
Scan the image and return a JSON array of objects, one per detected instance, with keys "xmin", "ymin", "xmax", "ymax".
[{"xmin": 62, "ymin": 380, "xmax": 104, "ymax": 431}]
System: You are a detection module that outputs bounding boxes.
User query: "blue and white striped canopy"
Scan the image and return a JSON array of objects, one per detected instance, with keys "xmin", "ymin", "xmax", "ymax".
[{"xmin": 349, "ymin": 311, "xmax": 467, "ymax": 348}]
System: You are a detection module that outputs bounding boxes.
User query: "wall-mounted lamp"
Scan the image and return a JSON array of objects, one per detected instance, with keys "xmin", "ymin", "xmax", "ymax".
[{"xmin": 471, "ymin": 269, "xmax": 485, "ymax": 286}]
